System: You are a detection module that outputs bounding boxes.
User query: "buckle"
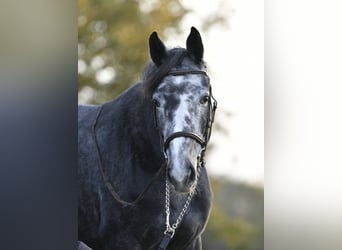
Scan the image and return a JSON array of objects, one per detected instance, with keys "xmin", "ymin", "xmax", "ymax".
[{"xmin": 164, "ymin": 227, "xmax": 175, "ymax": 238}]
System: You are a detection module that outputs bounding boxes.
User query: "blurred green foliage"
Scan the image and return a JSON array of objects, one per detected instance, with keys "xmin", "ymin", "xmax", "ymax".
[
  {"xmin": 78, "ymin": 0, "xmax": 188, "ymax": 103},
  {"xmin": 203, "ymin": 178, "xmax": 264, "ymax": 250},
  {"xmin": 78, "ymin": 1, "xmax": 263, "ymax": 249}
]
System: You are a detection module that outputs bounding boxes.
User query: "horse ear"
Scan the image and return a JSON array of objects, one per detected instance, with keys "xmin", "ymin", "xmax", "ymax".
[
  {"xmin": 186, "ymin": 27, "xmax": 204, "ymax": 64},
  {"xmin": 149, "ymin": 31, "xmax": 167, "ymax": 67}
]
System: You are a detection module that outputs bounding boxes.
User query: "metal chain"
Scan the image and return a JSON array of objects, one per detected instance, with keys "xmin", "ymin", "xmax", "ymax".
[{"xmin": 164, "ymin": 166, "xmax": 202, "ymax": 237}]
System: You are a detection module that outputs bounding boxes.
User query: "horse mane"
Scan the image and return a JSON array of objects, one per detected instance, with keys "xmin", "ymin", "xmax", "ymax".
[{"xmin": 141, "ymin": 48, "xmax": 187, "ymax": 98}]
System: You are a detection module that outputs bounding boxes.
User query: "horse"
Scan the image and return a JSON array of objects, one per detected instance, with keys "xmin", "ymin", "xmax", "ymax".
[{"xmin": 78, "ymin": 27, "xmax": 217, "ymax": 250}]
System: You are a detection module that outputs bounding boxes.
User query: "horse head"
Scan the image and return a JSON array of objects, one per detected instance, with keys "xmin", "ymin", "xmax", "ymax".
[{"xmin": 145, "ymin": 27, "xmax": 216, "ymax": 193}]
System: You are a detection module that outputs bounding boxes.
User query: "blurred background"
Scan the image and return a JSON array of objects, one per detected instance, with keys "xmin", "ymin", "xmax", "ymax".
[
  {"xmin": 78, "ymin": 0, "xmax": 264, "ymax": 249},
  {"xmin": 2, "ymin": 0, "xmax": 342, "ymax": 250}
]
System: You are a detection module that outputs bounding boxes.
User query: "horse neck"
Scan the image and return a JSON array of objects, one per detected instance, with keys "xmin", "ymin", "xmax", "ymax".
[
  {"xmin": 111, "ymin": 84, "xmax": 163, "ymax": 168},
  {"xmin": 130, "ymin": 97, "xmax": 161, "ymax": 153}
]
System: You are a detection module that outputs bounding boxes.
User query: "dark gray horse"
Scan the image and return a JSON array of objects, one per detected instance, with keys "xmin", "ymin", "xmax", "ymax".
[{"xmin": 78, "ymin": 27, "xmax": 217, "ymax": 250}]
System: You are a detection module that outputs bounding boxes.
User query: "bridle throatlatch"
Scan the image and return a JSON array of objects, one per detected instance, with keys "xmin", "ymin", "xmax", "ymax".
[{"xmin": 154, "ymin": 69, "xmax": 217, "ymax": 250}]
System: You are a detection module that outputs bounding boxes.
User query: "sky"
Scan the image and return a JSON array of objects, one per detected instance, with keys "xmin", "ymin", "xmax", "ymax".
[{"xmin": 174, "ymin": 0, "xmax": 264, "ymax": 185}]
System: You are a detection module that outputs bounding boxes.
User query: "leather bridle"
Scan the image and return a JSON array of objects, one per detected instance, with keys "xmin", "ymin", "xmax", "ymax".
[{"xmin": 153, "ymin": 69, "xmax": 217, "ymax": 169}]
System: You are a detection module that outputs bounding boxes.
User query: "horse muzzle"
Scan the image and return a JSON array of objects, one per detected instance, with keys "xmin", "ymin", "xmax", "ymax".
[{"xmin": 167, "ymin": 159, "xmax": 197, "ymax": 193}]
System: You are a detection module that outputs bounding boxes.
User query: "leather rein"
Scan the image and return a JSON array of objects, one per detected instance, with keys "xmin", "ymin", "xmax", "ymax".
[{"xmin": 92, "ymin": 69, "xmax": 217, "ymax": 207}]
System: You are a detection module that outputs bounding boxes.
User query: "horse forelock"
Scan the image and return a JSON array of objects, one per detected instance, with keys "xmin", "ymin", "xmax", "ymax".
[
  {"xmin": 142, "ymin": 48, "xmax": 185, "ymax": 98},
  {"xmin": 142, "ymin": 48, "xmax": 206, "ymax": 98}
]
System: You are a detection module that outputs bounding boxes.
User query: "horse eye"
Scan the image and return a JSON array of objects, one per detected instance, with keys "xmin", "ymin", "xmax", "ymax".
[
  {"xmin": 200, "ymin": 95, "xmax": 210, "ymax": 104},
  {"xmin": 153, "ymin": 99, "xmax": 160, "ymax": 107}
]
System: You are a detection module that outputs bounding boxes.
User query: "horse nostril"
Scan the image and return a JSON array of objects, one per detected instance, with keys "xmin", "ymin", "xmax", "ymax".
[
  {"xmin": 167, "ymin": 160, "xmax": 196, "ymax": 190},
  {"xmin": 187, "ymin": 165, "xmax": 196, "ymax": 183}
]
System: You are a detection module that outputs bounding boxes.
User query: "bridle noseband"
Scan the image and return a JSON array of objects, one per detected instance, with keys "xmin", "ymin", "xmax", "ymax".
[
  {"xmin": 164, "ymin": 132, "xmax": 205, "ymax": 150},
  {"xmin": 153, "ymin": 69, "xmax": 217, "ymax": 168}
]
